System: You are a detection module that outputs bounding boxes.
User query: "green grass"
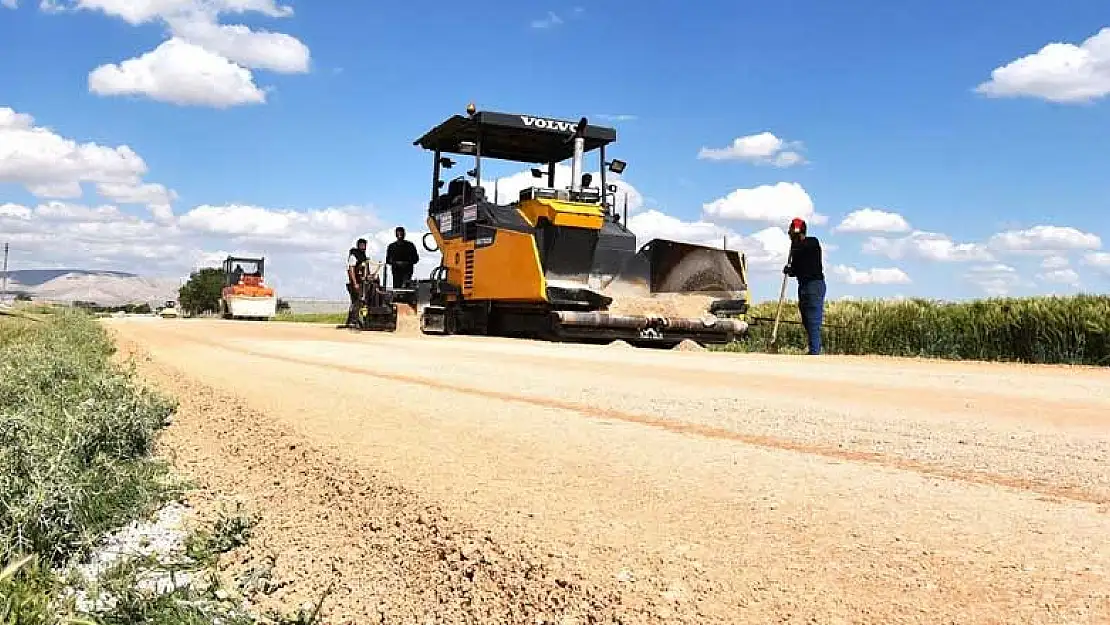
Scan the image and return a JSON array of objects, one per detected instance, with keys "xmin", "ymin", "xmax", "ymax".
[
  {"xmin": 273, "ymin": 311, "xmax": 345, "ymax": 325},
  {"xmin": 0, "ymin": 311, "xmax": 178, "ymax": 567},
  {"xmin": 1, "ymin": 556, "xmax": 65, "ymax": 625},
  {"xmin": 0, "ymin": 311, "xmax": 331, "ymax": 624},
  {"xmin": 724, "ymin": 294, "xmax": 1110, "ymax": 365},
  {"xmin": 183, "ymin": 503, "xmax": 260, "ymax": 566},
  {"xmin": 0, "ymin": 310, "xmax": 180, "ymax": 623},
  {"xmin": 6, "ymin": 302, "xmax": 63, "ymax": 316}
]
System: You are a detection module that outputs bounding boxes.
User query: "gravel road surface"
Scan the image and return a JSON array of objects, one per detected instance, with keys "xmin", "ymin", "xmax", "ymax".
[{"xmin": 105, "ymin": 317, "xmax": 1110, "ymax": 624}]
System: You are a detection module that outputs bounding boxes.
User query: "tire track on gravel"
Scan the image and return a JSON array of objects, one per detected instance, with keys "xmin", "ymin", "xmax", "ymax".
[{"xmin": 170, "ymin": 330, "xmax": 1110, "ymax": 506}]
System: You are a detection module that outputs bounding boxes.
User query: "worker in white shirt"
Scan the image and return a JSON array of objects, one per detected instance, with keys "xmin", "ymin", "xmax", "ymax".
[{"xmin": 344, "ymin": 238, "xmax": 382, "ymax": 328}]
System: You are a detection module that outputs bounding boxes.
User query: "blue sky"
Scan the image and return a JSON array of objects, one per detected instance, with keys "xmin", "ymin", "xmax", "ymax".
[{"xmin": 1, "ymin": 0, "xmax": 1109, "ymax": 300}]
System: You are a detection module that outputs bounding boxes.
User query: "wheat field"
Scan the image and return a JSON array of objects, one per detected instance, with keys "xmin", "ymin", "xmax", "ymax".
[{"xmin": 731, "ymin": 294, "xmax": 1110, "ymax": 365}]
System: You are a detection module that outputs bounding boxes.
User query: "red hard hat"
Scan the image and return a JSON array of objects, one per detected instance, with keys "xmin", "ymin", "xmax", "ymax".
[{"xmin": 789, "ymin": 218, "xmax": 806, "ymax": 233}]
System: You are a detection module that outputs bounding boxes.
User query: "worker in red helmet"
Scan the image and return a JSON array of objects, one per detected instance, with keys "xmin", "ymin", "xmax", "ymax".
[{"xmin": 783, "ymin": 217, "xmax": 826, "ymax": 355}]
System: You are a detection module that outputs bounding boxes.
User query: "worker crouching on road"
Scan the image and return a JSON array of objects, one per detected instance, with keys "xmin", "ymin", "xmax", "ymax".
[
  {"xmin": 783, "ymin": 218, "xmax": 826, "ymax": 355},
  {"xmin": 385, "ymin": 227, "xmax": 419, "ymax": 289}
]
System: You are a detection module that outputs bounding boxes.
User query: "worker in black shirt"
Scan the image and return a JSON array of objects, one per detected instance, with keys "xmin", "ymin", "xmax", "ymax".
[
  {"xmin": 385, "ymin": 226, "xmax": 419, "ymax": 288},
  {"xmin": 783, "ymin": 217, "xmax": 826, "ymax": 355}
]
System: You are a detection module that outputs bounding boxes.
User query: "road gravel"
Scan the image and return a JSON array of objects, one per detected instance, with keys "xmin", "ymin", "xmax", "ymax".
[{"xmin": 105, "ymin": 317, "xmax": 1110, "ymax": 624}]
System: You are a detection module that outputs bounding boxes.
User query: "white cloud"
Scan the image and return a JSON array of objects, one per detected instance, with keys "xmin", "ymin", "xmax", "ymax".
[
  {"xmin": 596, "ymin": 114, "xmax": 637, "ymax": 123},
  {"xmin": 2, "ymin": 201, "xmax": 179, "ymax": 265},
  {"xmin": 177, "ymin": 203, "xmax": 383, "ymax": 250},
  {"xmin": 865, "ymin": 224, "xmax": 1104, "ymax": 272},
  {"xmin": 747, "ymin": 227, "xmax": 793, "ymax": 267},
  {"xmin": 89, "ymin": 38, "xmax": 267, "ymax": 107},
  {"xmin": 95, "ymin": 181, "xmax": 177, "ymax": 209},
  {"xmin": 530, "ymin": 7, "xmax": 581, "ymax": 29},
  {"xmin": 531, "ymin": 11, "xmax": 562, "ymax": 28},
  {"xmin": 1, "ymin": 0, "xmax": 17, "ymax": 8},
  {"xmin": 1040, "ymin": 255, "xmax": 1069, "ymax": 270},
  {"xmin": 94, "ymin": 182, "xmax": 176, "ymax": 222},
  {"xmin": 0, "ymin": 203, "xmax": 32, "ymax": 219},
  {"xmin": 701, "ymin": 182, "xmax": 826, "ymax": 226},
  {"xmin": 1082, "ymin": 251, "xmax": 1110, "ymax": 272},
  {"xmin": 1037, "ymin": 268, "xmax": 1080, "ymax": 286},
  {"xmin": 697, "ymin": 132, "xmax": 806, "ymax": 167},
  {"xmin": 0, "ymin": 106, "xmax": 172, "ymax": 203},
  {"xmin": 831, "ymin": 265, "xmax": 911, "ymax": 285},
  {"xmin": 33, "ymin": 201, "xmax": 124, "ymax": 222},
  {"xmin": 975, "ymin": 27, "xmax": 1110, "ymax": 103},
  {"xmin": 863, "ymin": 231, "xmax": 992, "ymax": 263},
  {"xmin": 44, "ymin": 0, "xmax": 308, "ymax": 108},
  {"xmin": 191, "ymin": 250, "xmax": 232, "ymax": 270},
  {"xmin": 964, "ymin": 263, "xmax": 1022, "ymax": 296},
  {"xmin": 986, "ymin": 225, "xmax": 1101, "ymax": 254},
  {"xmin": 46, "ymin": 0, "xmax": 294, "ymax": 24},
  {"xmin": 833, "ymin": 208, "xmax": 911, "ymax": 234},
  {"xmin": 165, "ymin": 15, "xmax": 310, "ymax": 74}
]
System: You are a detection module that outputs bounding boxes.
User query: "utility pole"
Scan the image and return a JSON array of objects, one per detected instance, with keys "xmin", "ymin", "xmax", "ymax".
[{"xmin": 1, "ymin": 242, "xmax": 8, "ymax": 304}]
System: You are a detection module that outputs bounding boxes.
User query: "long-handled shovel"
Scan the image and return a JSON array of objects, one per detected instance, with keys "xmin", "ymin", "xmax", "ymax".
[{"xmin": 767, "ymin": 250, "xmax": 793, "ymax": 353}]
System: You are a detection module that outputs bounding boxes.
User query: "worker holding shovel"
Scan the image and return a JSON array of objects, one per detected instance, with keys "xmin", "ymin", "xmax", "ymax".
[{"xmin": 781, "ymin": 217, "xmax": 826, "ymax": 355}]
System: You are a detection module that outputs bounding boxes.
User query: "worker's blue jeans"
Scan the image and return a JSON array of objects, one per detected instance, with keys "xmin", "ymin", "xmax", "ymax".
[{"xmin": 797, "ymin": 278, "xmax": 826, "ymax": 355}]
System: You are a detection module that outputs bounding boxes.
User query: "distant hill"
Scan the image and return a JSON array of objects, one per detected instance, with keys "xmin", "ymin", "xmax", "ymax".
[
  {"xmin": 1, "ymin": 269, "xmax": 178, "ymax": 307},
  {"xmin": 1, "ymin": 269, "xmax": 137, "ymax": 287}
]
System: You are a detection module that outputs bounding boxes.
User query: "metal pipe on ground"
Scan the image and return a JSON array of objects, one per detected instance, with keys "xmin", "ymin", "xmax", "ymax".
[{"xmin": 553, "ymin": 311, "xmax": 748, "ymax": 334}]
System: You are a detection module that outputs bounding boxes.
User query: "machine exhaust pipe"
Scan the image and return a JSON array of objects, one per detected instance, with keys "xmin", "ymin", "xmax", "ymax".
[{"xmin": 570, "ymin": 117, "xmax": 587, "ymax": 192}]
